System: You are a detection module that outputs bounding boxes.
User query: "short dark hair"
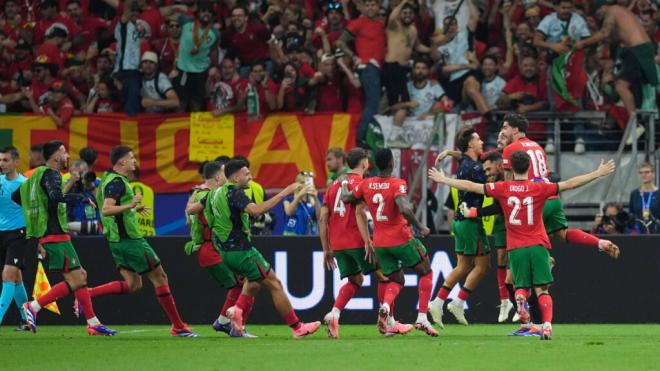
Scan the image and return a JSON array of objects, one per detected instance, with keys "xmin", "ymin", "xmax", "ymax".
[
  {"xmin": 481, "ymin": 151, "xmax": 502, "ymax": 164},
  {"xmin": 0, "ymin": 146, "xmax": 19, "ymax": 159},
  {"xmin": 232, "ymin": 155, "xmax": 250, "ymax": 168},
  {"xmin": 30, "ymin": 143, "xmax": 44, "ymax": 153},
  {"xmin": 250, "ymin": 61, "xmax": 266, "ymax": 71},
  {"xmin": 79, "ymin": 146, "xmax": 97, "ymax": 166},
  {"xmin": 374, "ymin": 148, "xmax": 393, "ymax": 172},
  {"xmin": 215, "ymin": 155, "xmax": 231, "ymax": 165},
  {"xmin": 554, "ymin": 0, "xmax": 573, "ymax": 5},
  {"xmin": 110, "ymin": 145, "xmax": 132, "ymax": 166},
  {"xmin": 224, "ymin": 159, "xmax": 248, "ymax": 179},
  {"xmin": 510, "ymin": 151, "xmax": 530, "ymax": 175},
  {"xmin": 326, "ymin": 147, "xmax": 345, "ymax": 159},
  {"xmin": 203, "ymin": 161, "xmax": 223, "ymax": 180},
  {"xmin": 482, "ymin": 54, "xmax": 498, "ymax": 65},
  {"xmin": 43, "ymin": 140, "xmax": 64, "ymax": 161},
  {"xmin": 346, "ymin": 148, "xmax": 367, "ymax": 169},
  {"xmin": 503, "ymin": 113, "xmax": 529, "ymax": 133},
  {"xmin": 413, "ymin": 58, "xmax": 432, "ymax": 69},
  {"xmin": 197, "ymin": 160, "xmax": 208, "ymax": 175},
  {"xmin": 455, "ymin": 126, "xmax": 477, "ymax": 153}
]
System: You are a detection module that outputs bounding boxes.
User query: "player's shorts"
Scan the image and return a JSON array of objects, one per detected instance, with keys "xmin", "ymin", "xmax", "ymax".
[
  {"xmin": 220, "ymin": 247, "xmax": 271, "ymax": 282},
  {"xmin": 542, "ymin": 198, "xmax": 568, "ymax": 235},
  {"xmin": 197, "ymin": 241, "xmax": 222, "ymax": 268},
  {"xmin": 0, "ymin": 228, "xmax": 28, "ymax": 269},
  {"xmin": 43, "ymin": 240, "xmax": 81, "ymax": 272},
  {"xmin": 493, "ymin": 216, "xmax": 507, "ymax": 249},
  {"xmin": 109, "ymin": 238, "xmax": 161, "ymax": 274},
  {"xmin": 452, "ymin": 219, "xmax": 491, "ymax": 256},
  {"xmin": 205, "ymin": 262, "xmax": 241, "ymax": 288},
  {"xmin": 508, "ymin": 244, "xmax": 553, "ymax": 289},
  {"xmin": 333, "ymin": 248, "xmax": 377, "ymax": 279},
  {"xmin": 375, "ymin": 238, "xmax": 427, "ymax": 276}
]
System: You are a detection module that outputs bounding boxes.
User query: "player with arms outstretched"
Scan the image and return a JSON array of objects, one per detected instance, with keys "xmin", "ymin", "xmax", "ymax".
[
  {"xmin": 429, "ymin": 151, "xmax": 620, "ymax": 340},
  {"xmin": 342, "ymin": 148, "xmax": 438, "ymax": 337}
]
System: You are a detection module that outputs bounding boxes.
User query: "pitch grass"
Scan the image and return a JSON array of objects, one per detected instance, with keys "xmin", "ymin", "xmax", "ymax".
[{"xmin": 2, "ymin": 324, "xmax": 660, "ymax": 370}]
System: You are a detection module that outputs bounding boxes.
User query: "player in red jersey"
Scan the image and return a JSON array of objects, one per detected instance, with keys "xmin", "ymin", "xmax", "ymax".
[
  {"xmin": 429, "ymin": 151, "xmax": 620, "ymax": 340},
  {"xmin": 500, "ymin": 113, "xmax": 620, "ymax": 255},
  {"xmin": 342, "ymin": 148, "xmax": 438, "ymax": 337},
  {"xmin": 320, "ymin": 148, "xmax": 379, "ymax": 339}
]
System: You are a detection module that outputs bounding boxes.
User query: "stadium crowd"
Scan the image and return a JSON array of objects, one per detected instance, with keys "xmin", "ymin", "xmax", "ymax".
[{"xmin": 0, "ymin": 0, "xmax": 657, "ymax": 151}]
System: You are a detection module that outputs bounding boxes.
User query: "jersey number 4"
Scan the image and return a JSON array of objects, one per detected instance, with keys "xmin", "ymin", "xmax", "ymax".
[
  {"xmin": 333, "ymin": 191, "xmax": 346, "ymax": 217},
  {"xmin": 507, "ymin": 196, "xmax": 533, "ymax": 225}
]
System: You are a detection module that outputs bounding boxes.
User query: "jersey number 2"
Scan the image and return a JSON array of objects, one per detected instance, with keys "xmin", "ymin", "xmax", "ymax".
[
  {"xmin": 372, "ymin": 193, "xmax": 388, "ymax": 221},
  {"xmin": 507, "ymin": 196, "xmax": 533, "ymax": 225}
]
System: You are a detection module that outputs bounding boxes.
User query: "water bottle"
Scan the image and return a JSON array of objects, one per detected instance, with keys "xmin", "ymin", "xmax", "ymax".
[{"xmin": 247, "ymin": 84, "xmax": 260, "ymax": 121}]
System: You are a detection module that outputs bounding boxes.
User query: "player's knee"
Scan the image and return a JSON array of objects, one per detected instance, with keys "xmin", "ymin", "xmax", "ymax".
[
  {"xmin": 128, "ymin": 280, "xmax": 142, "ymax": 293},
  {"xmin": 554, "ymin": 229, "xmax": 567, "ymax": 241},
  {"xmin": 2, "ymin": 268, "xmax": 18, "ymax": 282},
  {"xmin": 387, "ymin": 271, "xmax": 405, "ymax": 285},
  {"xmin": 348, "ymin": 274, "xmax": 364, "ymax": 287},
  {"xmin": 414, "ymin": 260, "xmax": 432, "ymax": 276}
]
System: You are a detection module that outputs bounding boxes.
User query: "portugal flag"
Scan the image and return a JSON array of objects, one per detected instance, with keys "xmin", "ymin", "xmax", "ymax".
[
  {"xmin": 32, "ymin": 261, "xmax": 61, "ymax": 315},
  {"xmin": 551, "ymin": 50, "xmax": 587, "ymax": 112}
]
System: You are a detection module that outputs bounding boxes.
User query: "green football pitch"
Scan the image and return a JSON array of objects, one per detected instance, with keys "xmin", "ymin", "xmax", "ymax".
[{"xmin": 2, "ymin": 324, "xmax": 660, "ymax": 370}]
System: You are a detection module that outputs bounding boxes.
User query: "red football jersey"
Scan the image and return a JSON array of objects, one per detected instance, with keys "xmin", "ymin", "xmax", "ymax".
[
  {"xmin": 325, "ymin": 173, "xmax": 365, "ymax": 251},
  {"xmin": 353, "ymin": 176, "xmax": 413, "ymax": 248},
  {"xmin": 502, "ymin": 137, "xmax": 550, "ymax": 181},
  {"xmin": 484, "ymin": 180, "xmax": 559, "ymax": 250}
]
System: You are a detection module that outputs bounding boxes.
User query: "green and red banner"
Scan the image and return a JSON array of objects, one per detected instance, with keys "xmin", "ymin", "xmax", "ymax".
[{"xmin": 0, "ymin": 113, "xmax": 358, "ymax": 193}]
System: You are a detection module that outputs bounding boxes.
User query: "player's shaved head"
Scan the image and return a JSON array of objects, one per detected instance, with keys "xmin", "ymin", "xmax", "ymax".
[
  {"xmin": 346, "ymin": 148, "xmax": 368, "ymax": 169},
  {"xmin": 510, "ymin": 151, "xmax": 530, "ymax": 175},
  {"xmin": 203, "ymin": 161, "xmax": 223, "ymax": 180},
  {"xmin": 110, "ymin": 145, "xmax": 133, "ymax": 165},
  {"xmin": 374, "ymin": 148, "xmax": 393, "ymax": 172}
]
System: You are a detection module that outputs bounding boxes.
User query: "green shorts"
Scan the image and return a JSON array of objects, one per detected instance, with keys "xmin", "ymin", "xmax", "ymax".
[
  {"xmin": 375, "ymin": 238, "xmax": 427, "ymax": 276},
  {"xmin": 43, "ymin": 241, "xmax": 81, "ymax": 272},
  {"xmin": 493, "ymin": 216, "xmax": 507, "ymax": 249},
  {"xmin": 334, "ymin": 248, "xmax": 376, "ymax": 279},
  {"xmin": 508, "ymin": 245, "xmax": 554, "ymax": 289},
  {"xmin": 206, "ymin": 262, "xmax": 240, "ymax": 288},
  {"xmin": 452, "ymin": 219, "xmax": 491, "ymax": 256},
  {"xmin": 109, "ymin": 238, "xmax": 161, "ymax": 274},
  {"xmin": 220, "ymin": 247, "xmax": 271, "ymax": 282},
  {"xmin": 543, "ymin": 198, "xmax": 568, "ymax": 235}
]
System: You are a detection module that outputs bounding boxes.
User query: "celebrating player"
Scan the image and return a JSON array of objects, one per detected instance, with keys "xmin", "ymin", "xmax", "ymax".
[
  {"xmin": 184, "ymin": 161, "xmax": 255, "ymax": 337},
  {"xmin": 320, "ymin": 148, "xmax": 379, "ymax": 339},
  {"xmin": 0, "ymin": 147, "xmax": 30, "ymax": 330},
  {"xmin": 429, "ymin": 151, "xmax": 620, "ymax": 340},
  {"xmin": 428, "ymin": 127, "xmax": 490, "ymax": 327},
  {"xmin": 500, "ymin": 113, "xmax": 620, "ymax": 262},
  {"xmin": 342, "ymin": 148, "xmax": 438, "ymax": 337},
  {"xmin": 14, "ymin": 141, "xmax": 117, "ymax": 335},
  {"xmin": 202, "ymin": 159, "xmax": 321, "ymax": 338},
  {"xmin": 88, "ymin": 145, "xmax": 197, "ymax": 337}
]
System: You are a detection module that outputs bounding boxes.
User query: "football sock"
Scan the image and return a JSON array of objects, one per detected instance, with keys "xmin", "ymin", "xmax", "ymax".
[
  {"xmin": 155, "ymin": 285, "xmax": 185, "ymax": 329},
  {"xmin": 242, "ymin": 296, "xmax": 255, "ymax": 325},
  {"xmin": 418, "ymin": 273, "xmax": 433, "ymax": 314},
  {"xmin": 330, "ymin": 307, "xmax": 341, "ymax": 319},
  {"xmin": 36, "ymin": 281, "xmax": 72, "ymax": 309},
  {"xmin": 0, "ymin": 282, "xmax": 16, "ymax": 324},
  {"xmin": 437, "ymin": 285, "xmax": 451, "ymax": 301},
  {"xmin": 334, "ymin": 281, "xmax": 360, "ymax": 311},
  {"xmin": 528, "ymin": 292, "xmax": 541, "ymax": 323},
  {"xmin": 221, "ymin": 286, "xmax": 242, "ymax": 317},
  {"xmin": 514, "ymin": 288, "xmax": 530, "ymax": 300},
  {"xmin": 88, "ymin": 281, "xmax": 129, "ymax": 297},
  {"xmin": 383, "ymin": 282, "xmax": 403, "ymax": 308},
  {"xmin": 14, "ymin": 282, "xmax": 28, "ymax": 320},
  {"xmin": 377, "ymin": 281, "xmax": 387, "ymax": 305},
  {"xmin": 416, "ymin": 312, "xmax": 428, "ymax": 323},
  {"xmin": 457, "ymin": 287, "xmax": 472, "ymax": 302},
  {"xmin": 565, "ymin": 229, "xmax": 600, "ymax": 248},
  {"xmin": 538, "ymin": 293, "xmax": 553, "ymax": 323},
  {"xmin": 505, "ymin": 284, "xmax": 515, "ymax": 303},
  {"xmin": 73, "ymin": 286, "xmax": 99, "ymax": 324},
  {"xmin": 497, "ymin": 266, "xmax": 509, "ymax": 300},
  {"xmin": 284, "ymin": 310, "xmax": 301, "ymax": 330}
]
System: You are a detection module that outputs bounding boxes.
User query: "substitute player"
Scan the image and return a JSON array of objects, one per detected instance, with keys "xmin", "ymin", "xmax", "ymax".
[
  {"xmin": 88, "ymin": 146, "xmax": 197, "ymax": 337},
  {"xmin": 15, "ymin": 141, "xmax": 116, "ymax": 335},
  {"xmin": 429, "ymin": 151, "xmax": 620, "ymax": 340},
  {"xmin": 185, "ymin": 161, "xmax": 255, "ymax": 337},
  {"xmin": 203, "ymin": 159, "xmax": 320, "ymax": 338},
  {"xmin": 500, "ymin": 113, "xmax": 620, "ymax": 259},
  {"xmin": 0, "ymin": 147, "xmax": 30, "ymax": 330},
  {"xmin": 342, "ymin": 148, "xmax": 438, "ymax": 337},
  {"xmin": 428, "ymin": 127, "xmax": 490, "ymax": 327},
  {"xmin": 320, "ymin": 148, "xmax": 378, "ymax": 339}
]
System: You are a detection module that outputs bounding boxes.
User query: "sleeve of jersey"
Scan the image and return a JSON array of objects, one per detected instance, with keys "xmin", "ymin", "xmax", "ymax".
[
  {"xmin": 484, "ymin": 182, "xmax": 500, "ymax": 198},
  {"xmin": 352, "ymin": 180, "xmax": 364, "ymax": 200},
  {"xmin": 104, "ymin": 179, "xmax": 126, "ymax": 203},
  {"xmin": 394, "ymin": 180, "xmax": 408, "ymax": 198},
  {"xmin": 42, "ymin": 169, "xmax": 84, "ymax": 204},
  {"xmin": 502, "ymin": 146, "xmax": 512, "ymax": 169},
  {"xmin": 345, "ymin": 19, "xmax": 358, "ymax": 37}
]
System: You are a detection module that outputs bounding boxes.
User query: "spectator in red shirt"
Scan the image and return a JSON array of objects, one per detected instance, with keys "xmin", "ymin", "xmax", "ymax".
[
  {"xmin": 336, "ymin": 54, "xmax": 364, "ymax": 115},
  {"xmin": 28, "ymin": 58, "xmax": 59, "ymax": 110},
  {"xmin": 276, "ymin": 62, "xmax": 305, "ymax": 112},
  {"xmin": 65, "ymin": 0, "xmax": 110, "ymax": 57},
  {"xmin": 307, "ymin": 53, "xmax": 343, "ymax": 113},
  {"xmin": 36, "ymin": 26, "xmax": 68, "ymax": 73},
  {"xmin": 151, "ymin": 19, "xmax": 181, "ymax": 78},
  {"xmin": 206, "ymin": 57, "xmax": 245, "ymax": 115},
  {"xmin": 84, "ymin": 77, "xmax": 121, "ymax": 113},
  {"xmin": 2, "ymin": 0, "xmax": 28, "ymax": 42},
  {"xmin": 312, "ymin": 2, "xmax": 345, "ymax": 53},
  {"xmin": 33, "ymin": 0, "xmax": 76, "ymax": 46},
  {"xmin": 237, "ymin": 61, "xmax": 277, "ymax": 114},
  {"xmin": 336, "ymin": 0, "xmax": 385, "ymax": 148},
  {"xmin": 9, "ymin": 39, "xmax": 34, "ymax": 85},
  {"xmin": 44, "ymin": 80, "xmax": 75, "ymax": 128},
  {"xmin": 223, "ymin": 6, "xmax": 271, "ymax": 77}
]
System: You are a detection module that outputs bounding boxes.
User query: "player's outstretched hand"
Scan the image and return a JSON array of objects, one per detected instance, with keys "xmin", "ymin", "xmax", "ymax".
[
  {"xmin": 601, "ymin": 242, "xmax": 621, "ymax": 259},
  {"xmin": 435, "ymin": 150, "xmax": 450, "ymax": 164},
  {"xmin": 284, "ymin": 182, "xmax": 303, "ymax": 195},
  {"xmin": 428, "ymin": 167, "xmax": 446, "ymax": 183},
  {"xmin": 323, "ymin": 250, "xmax": 336, "ymax": 270},
  {"xmin": 596, "ymin": 159, "xmax": 616, "ymax": 177},
  {"xmin": 364, "ymin": 240, "xmax": 376, "ymax": 264},
  {"xmin": 419, "ymin": 226, "xmax": 430, "ymax": 238}
]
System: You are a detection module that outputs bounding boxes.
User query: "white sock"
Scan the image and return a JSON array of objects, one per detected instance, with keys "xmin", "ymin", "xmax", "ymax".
[
  {"xmin": 453, "ymin": 298, "xmax": 464, "ymax": 306},
  {"xmin": 31, "ymin": 301, "xmax": 42, "ymax": 312},
  {"xmin": 501, "ymin": 299, "xmax": 510, "ymax": 305},
  {"xmin": 218, "ymin": 315, "xmax": 230, "ymax": 325},
  {"xmin": 331, "ymin": 307, "xmax": 341, "ymax": 319},
  {"xmin": 381, "ymin": 302, "xmax": 390, "ymax": 312},
  {"xmin": 416, "ymin": 313, "xmax": 428, "ymax": 323},
  {"xmin": 87, "ymin": 316, "xmax": 101, "ymax": 326}
]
